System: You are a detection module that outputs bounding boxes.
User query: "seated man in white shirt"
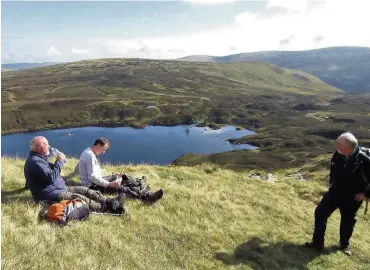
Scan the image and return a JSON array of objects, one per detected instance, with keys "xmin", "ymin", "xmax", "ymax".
[{"xmin": 78, "ymin": 138, "xmax": 163, "ymax": 204}]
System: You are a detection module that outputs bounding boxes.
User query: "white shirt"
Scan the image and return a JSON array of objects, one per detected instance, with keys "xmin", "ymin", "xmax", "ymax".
[{"xmin": 78, "ymin": 147, "xmax": 110, "ymax": 188}]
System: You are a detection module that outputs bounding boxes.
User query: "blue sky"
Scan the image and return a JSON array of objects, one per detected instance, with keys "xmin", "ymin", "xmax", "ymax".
[{"xmin": 1, "ymin": 0, "xmax": 370, "ymax": 63}]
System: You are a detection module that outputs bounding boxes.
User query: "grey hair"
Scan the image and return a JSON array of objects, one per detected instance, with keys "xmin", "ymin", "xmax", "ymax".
[
  {"xmin": 30, "ymin": 138, "xmax": 39, "ymax": 151},
  {"xmin": 30, "ymin": 136, "xmax": 47, "ymax": 151},
  {"xmin": 337, "ymin": 132, "xmax": 358, "ymax": 150}
]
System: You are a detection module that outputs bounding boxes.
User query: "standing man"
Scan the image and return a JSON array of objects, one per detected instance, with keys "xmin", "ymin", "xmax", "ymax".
[
  {"xmin": 304, "ymin": 132, "xmax": 370, "ymax": 255},
  {"xmin": 24, "ymin": 136, "xmax": 124, "ymax": 214},
  {"xmin": 78, "ymin": 138, "xmax": 164, "ymax": 204}
]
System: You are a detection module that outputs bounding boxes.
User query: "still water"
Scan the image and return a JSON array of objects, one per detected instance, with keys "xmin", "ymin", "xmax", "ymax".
[{"xmin": 1, "ymin": 125, "xmax": 256, "ymax": 165}]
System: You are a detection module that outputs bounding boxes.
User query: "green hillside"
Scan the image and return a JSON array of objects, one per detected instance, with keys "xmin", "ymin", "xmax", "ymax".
[
  {"xmin": 2, "ymin": 59, "xmax": 370, "ymax": 170},
  {"xmin": 1, "ymin": 58, "xmax": 340, "ymax": 134},
  {"xmin": 2, "ymin": 157, "xmax": 370, "ymax": 270}
]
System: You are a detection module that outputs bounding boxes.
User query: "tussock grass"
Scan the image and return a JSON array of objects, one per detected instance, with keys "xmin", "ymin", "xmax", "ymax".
[{"xmin": 2, "ymin": 157, "xmax": 369, "ymax": 269}]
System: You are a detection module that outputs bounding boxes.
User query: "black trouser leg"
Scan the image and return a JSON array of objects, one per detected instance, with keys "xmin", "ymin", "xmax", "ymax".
[
  {"xmin": 60, "ymin": 186, "xmax": 106, "ymax": 212},
  {"xmin": 93, "ymin": 175, "xmax": 150, "ymax": 200},
  {"xmin": 90, "ymin": 184, "xmax": 145, "ymax": 199},
  {"xmin": 90, "ymin": 184, "xmax": 119, "ymax": 194},
  {"xmin": 312, "ymin": 192, "xmax": 339, "ymax": 246},
  {"xmin": 66, "ymin": 186, "xmax": 106, "ymax": 203},
  {"xmin": 339, "ymin": 199, "xmax": 362, "ymax": 248}
]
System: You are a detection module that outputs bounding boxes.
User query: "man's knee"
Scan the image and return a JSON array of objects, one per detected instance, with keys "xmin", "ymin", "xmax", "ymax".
[
  {"xmin": 67, "ymin": 186, "xmax": 88, "ymax": 193},
  {"xmin": 74, "ymin": 186, "xmax": 95, "ymax": 197},
  {"xmin": 315, "ymin": 203, "xmax": 331, "ymax": 221},
  {"xmin": 86, "ymin": 188, "xmax": 103, "ymax": 196},
  {"xmin": 68, "ymin": 192, "xmax": 88, "ymax": 202},
  {"xmin": 341, "ymin": 213, "xmax": 357, "ymax": 226}
]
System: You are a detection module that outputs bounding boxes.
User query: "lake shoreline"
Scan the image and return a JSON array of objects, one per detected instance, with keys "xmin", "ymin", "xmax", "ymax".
[{"xmin": 1, "ymin": 121, "xmax": 240, "ymax": 136}]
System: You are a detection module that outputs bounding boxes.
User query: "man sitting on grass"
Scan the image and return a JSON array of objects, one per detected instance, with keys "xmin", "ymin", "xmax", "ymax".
[
  {"xmin": 78, "ymin": 137, "xmax": 164, "ymax": 204},
  {"xmin": 24, "ymin": 136, "xmax": 124, "ymax": 214}
]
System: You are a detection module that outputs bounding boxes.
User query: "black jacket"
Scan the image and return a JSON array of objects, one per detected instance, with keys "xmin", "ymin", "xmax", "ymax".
[{"xmin": 329, "ymin": 147, "xmax": 370, "ymax": 198}]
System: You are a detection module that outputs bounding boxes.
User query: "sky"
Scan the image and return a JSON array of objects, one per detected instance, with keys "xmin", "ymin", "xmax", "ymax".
[{"xmin": 1, "ymin": 0, "xmax": 370, "ymax": 63}]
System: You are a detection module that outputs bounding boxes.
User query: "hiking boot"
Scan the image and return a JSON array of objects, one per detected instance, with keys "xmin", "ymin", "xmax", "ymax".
[
  {"xmin": 339, "ymin": 245, "xmax": 352, "ymax": 256},
  {"xmin": 143, "ymin": 189, "xmax": 164, "ymax": 204},
  {"xmin": 105, "ymin": 194, "xmax": 126, "ymax": 215},
  {"xmin": 303, "ymin": 242, "xmax": 324, "ymax": 251}
]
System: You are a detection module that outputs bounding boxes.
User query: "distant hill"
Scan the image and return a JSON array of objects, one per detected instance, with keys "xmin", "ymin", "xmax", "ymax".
[
  {"xmin": 178, "ymin": 47, "xmax": 370, "ymax": 93},
  {"xmin": 1, "ymin": 62, "xmax": 59, "ymax": 71},
  {"xmin": 177, "ymin": 55, "xmax": 216, "ymax": 62},
  {"xmin": 1, "ymin": 58, "xmax": 340, "ymax": 135}
]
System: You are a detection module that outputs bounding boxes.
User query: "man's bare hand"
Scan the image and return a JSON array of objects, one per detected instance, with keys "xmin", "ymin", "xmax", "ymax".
[
  {"xmin": 354, "ymin": 193, "xmax": 367, "ymax": 202},
  {"xmin": 114, "ymin": 177, "xmax": 122, "ymax": 186},
  {"xmin": 108, "ymin": 181, "xmax": 121, "ymax": 189},
  {"xmin": 56, "ymin": 153, "xmax": 66, "ymax": 162}
]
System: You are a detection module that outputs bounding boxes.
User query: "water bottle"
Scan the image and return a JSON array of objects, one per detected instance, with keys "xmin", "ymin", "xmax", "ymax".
[{"xmin": 50, "ymin": 147, "xmax": 68, "ymax": 163}]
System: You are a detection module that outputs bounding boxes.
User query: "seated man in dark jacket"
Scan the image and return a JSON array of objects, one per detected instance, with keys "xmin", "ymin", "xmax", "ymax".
[
  {"xmin": 24, "ymin": 136, "xmax": 124, "ymax": 214},
  {"xmin": 304, "ymin": 132, "xmax": 370, "ymax": 256}
]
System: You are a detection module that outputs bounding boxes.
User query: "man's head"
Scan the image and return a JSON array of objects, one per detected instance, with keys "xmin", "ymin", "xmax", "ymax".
[
  {"xmin": 335, "ymin": 132, "xmax": 358, "ymax": 156},
  {"xmin": 30, "ymin": 136, "xmax": 50, "ymax": 156},
  {"xmin": 91, "ymin": 137, "xmax": 109, "ymax": 156}
]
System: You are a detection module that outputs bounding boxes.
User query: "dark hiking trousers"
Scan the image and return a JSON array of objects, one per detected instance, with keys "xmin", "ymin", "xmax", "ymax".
[
  {"xmin": 90, "ymin": 175, "xmax": 151, "ymax": 201},
  {"xmin": 312, "ymin": 191, "xmax": 362, "ymax": 247},
  {"xmin": 59, "ymin": 186, "xmax": 106, "ymax": 212}
]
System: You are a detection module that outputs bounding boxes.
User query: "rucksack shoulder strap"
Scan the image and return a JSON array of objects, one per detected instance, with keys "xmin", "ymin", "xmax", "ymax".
[
  {"xmin": 358, "ymin": 147, "xmax": 370, "ymax": 164},
  {"xmin": 360, "ymin": 146, "xmax": 370, "ymax": 155}
]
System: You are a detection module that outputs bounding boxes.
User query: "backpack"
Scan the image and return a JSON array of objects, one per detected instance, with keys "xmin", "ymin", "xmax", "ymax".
[
  {"xmin": 39, "ymin": 199, "xmax": 90, "ymax": 226},
  {"xmin": 359, "ymin": 147, "xmax": 370, "ymax": 215},
  {"xmin": 360, "ymin": 147, "xmax": 370, "ymax": 157}
]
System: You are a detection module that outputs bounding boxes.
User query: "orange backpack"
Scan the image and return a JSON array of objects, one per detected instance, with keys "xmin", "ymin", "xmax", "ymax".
[{"xmin": 45, "ymin": 199, "xmax": 90, "ymax": 225}]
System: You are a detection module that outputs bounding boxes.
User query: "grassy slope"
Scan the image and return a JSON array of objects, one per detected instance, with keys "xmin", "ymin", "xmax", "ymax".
[
  {"xmin": 1, "ymin": 59, "xmax": 341, "ymax": 134},
  {"xmin": 2, "ymin": 157, "xmax": 370, "ymax": 270}
]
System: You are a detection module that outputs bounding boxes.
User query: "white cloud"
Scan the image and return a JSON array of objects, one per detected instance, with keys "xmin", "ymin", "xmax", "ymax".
[
  {"xmin": 72, "ymin": 48, "xmax": 89, "ymax": 55},
  {"xmin": 46, "ymin": 45, "xmax": 62, "ymax": 57},
  {"xmin": 96, "ymin": 0, "xmax": 368, "ymax": 58},
  {"xmin": 94, "ymin": 0, "xmax": 370, "ymax": 58},
  {"xmin": 3, "ymin": 0, "xmax": 370, "ymax": 63},
  {"xmin": 183, "ymin": 0, "xmax": 236, "ymax": 5},
  {"xmin": 234, "ymin": 11, "xmax": 257, "ymax": 25},
  {"xmin": 172, "ymin": 0, "xmax": 370, "ymax": 55},
  {"xmin": 267, "ymin": 0, "xmax": 309, "ymax": 12}
]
